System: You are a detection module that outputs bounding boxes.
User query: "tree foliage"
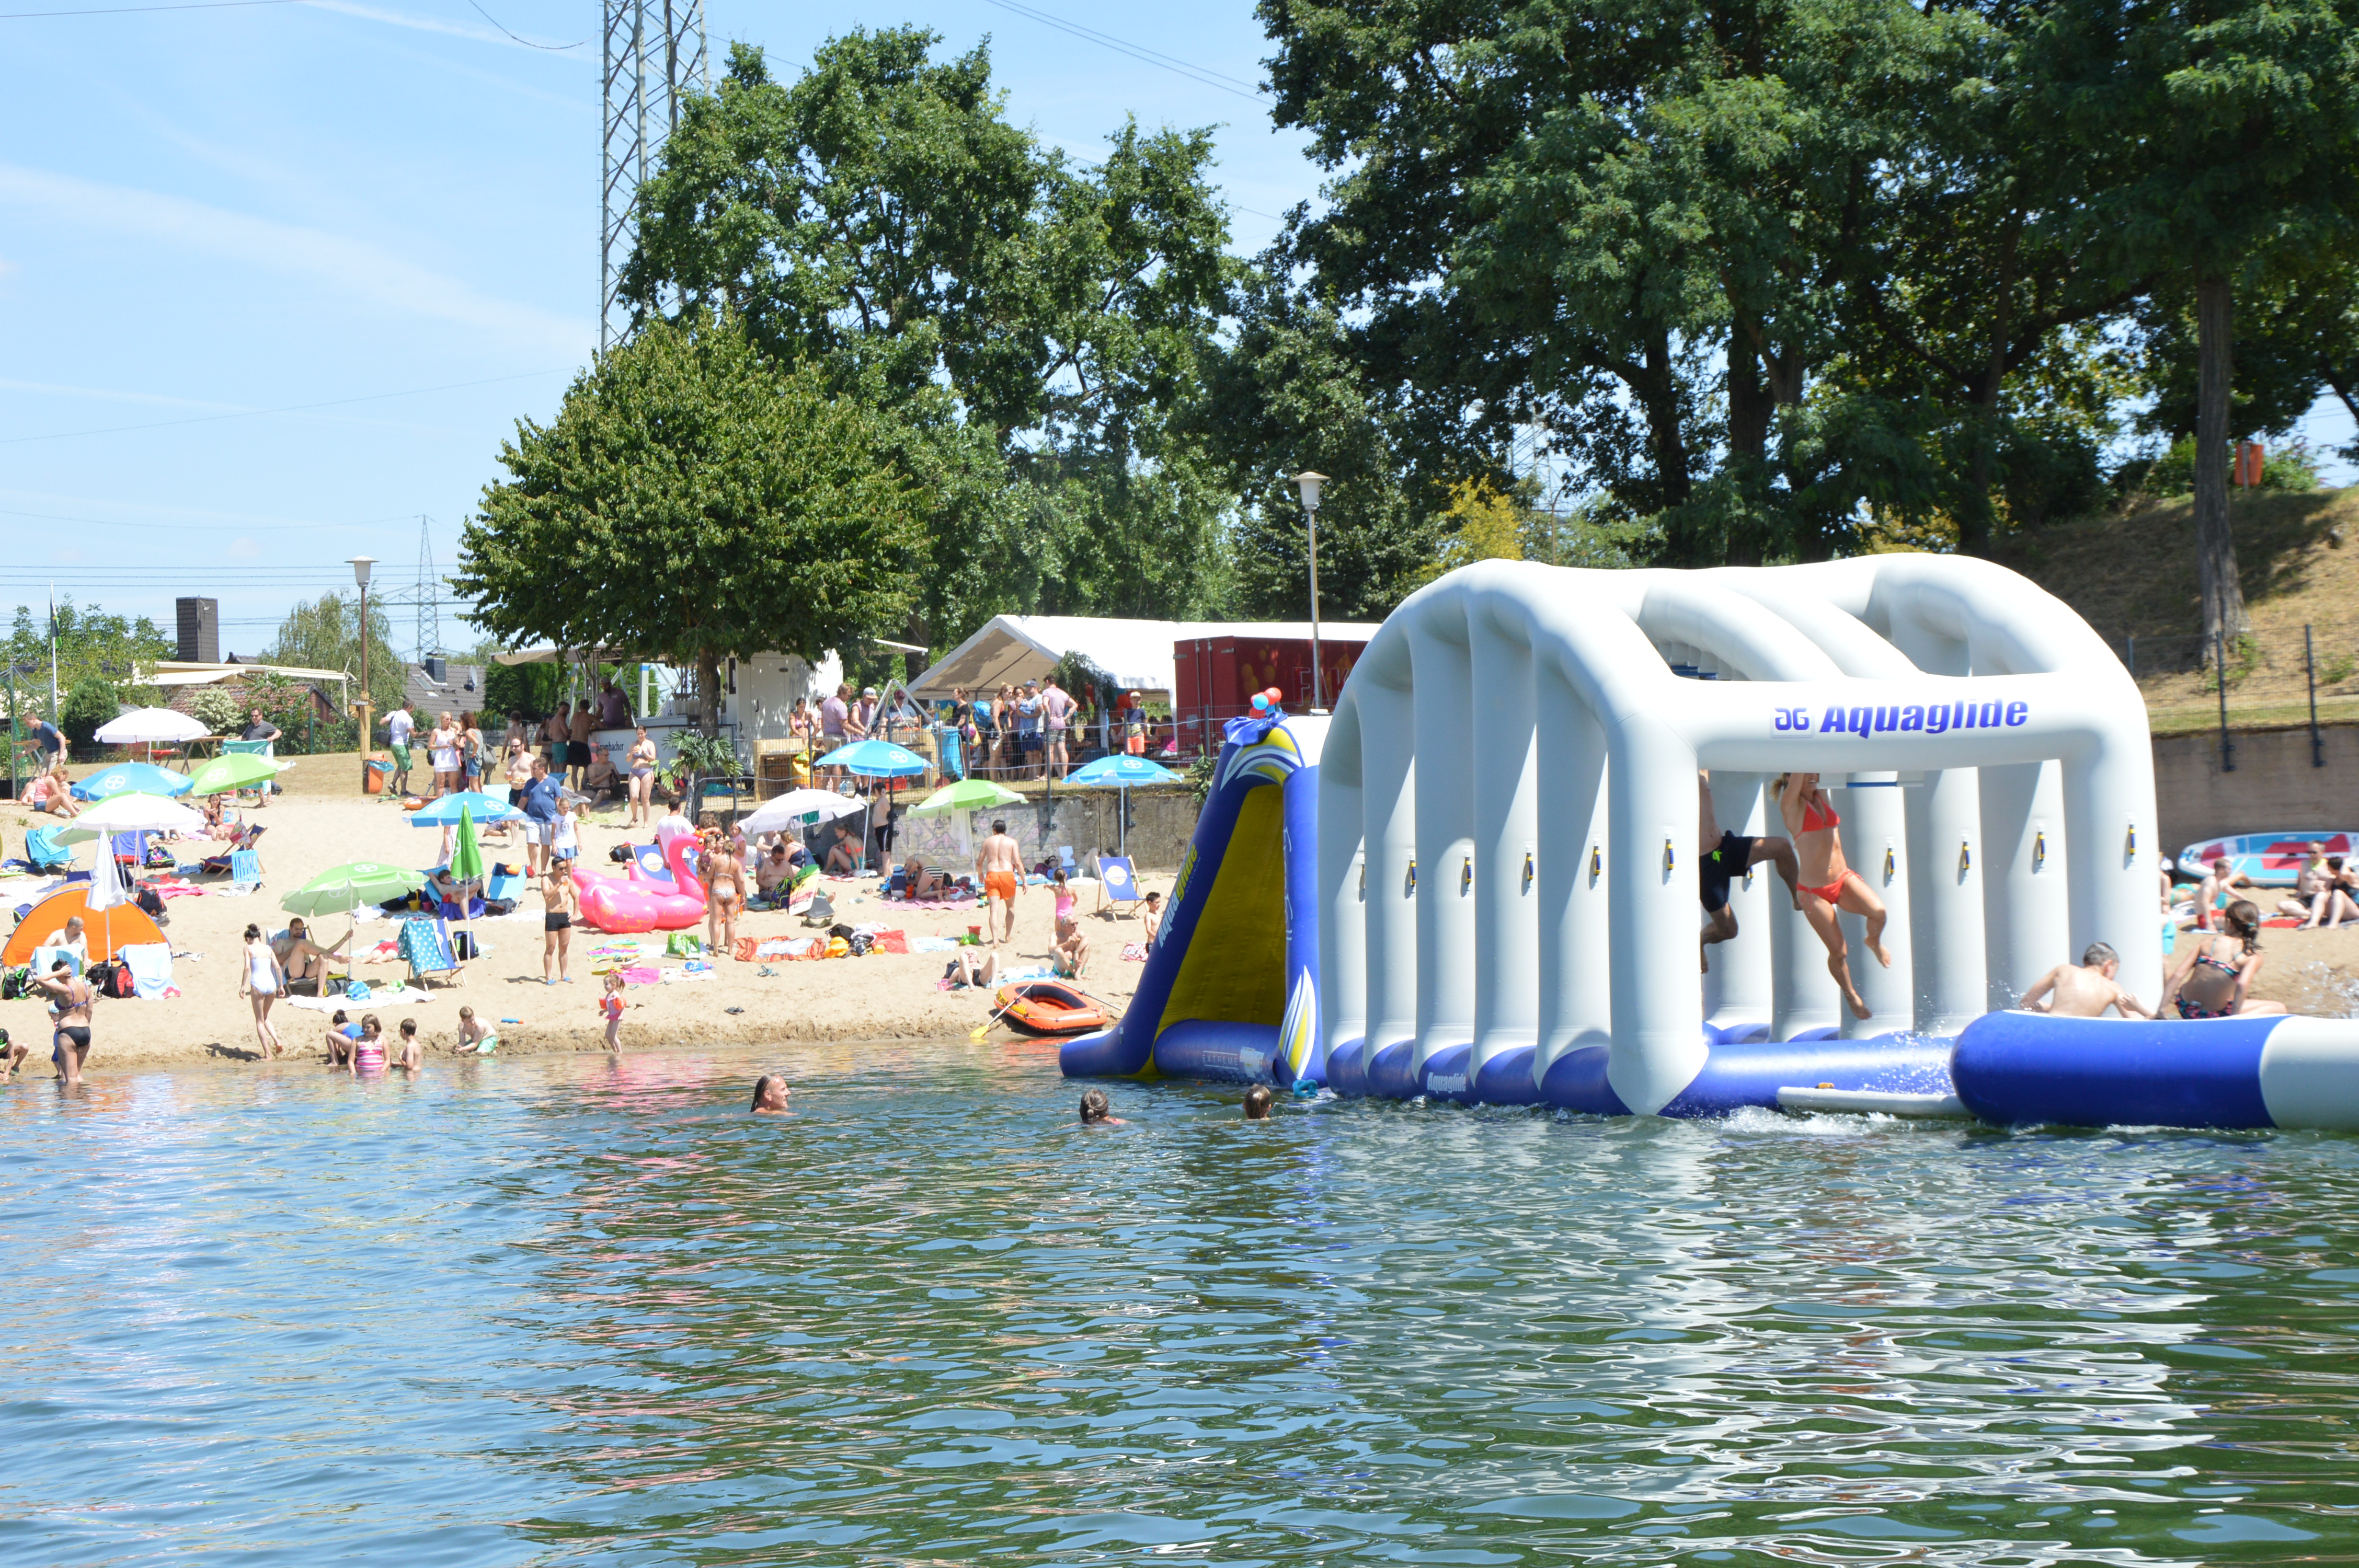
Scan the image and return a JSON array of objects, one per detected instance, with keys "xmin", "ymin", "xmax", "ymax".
[
  {"xmin": 454, "ymin": 315, "xmax": 928, "ymax": 734},
  {"xmin": 264, "ymin": 591, "xmax": 406, "ymax": 713},
  {"xmin": 3, "ymin": 598, "xmax": 172, "ymax": 722},
  {"xmin": 621, "ymin": 31, "xmax": 1239, "ymax": 648}
]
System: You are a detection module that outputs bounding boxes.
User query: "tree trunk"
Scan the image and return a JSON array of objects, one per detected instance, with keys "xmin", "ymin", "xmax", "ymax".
[
  {"xmin": 1724, "ymin": 335, "xmax": 1771, "ymax": 567},
  {"xmin": 2193, "ymin": 272, "xmax": 2250, "ymax": 646},
  {"xmin": 695, "ymin": 654, "xmax": 723, "ymax": 737},
  {"xmin": 1637, "ymin": 330, "xmax": 1696, "ymax": 559}
]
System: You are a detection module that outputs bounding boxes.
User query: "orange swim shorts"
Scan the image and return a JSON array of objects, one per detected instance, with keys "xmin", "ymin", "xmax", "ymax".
[{"xmin": 986, "ymin": 871, "xmax": 1017, "ymax": 902}]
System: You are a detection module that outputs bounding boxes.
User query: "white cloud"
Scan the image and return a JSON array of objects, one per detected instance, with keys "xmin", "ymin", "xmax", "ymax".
[{"xmin": 0, "ymin": 164, "xmax": 594, "ymax": 356}]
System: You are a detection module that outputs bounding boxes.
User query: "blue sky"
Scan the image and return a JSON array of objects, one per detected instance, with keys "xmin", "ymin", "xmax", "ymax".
[
  {"xmin": 0, "ymin": 0, "xmax": 1319, "ymax": 660},
  {"xmin": 3, "ymin": 0, "xmax": 2352, "ymax": 666}
]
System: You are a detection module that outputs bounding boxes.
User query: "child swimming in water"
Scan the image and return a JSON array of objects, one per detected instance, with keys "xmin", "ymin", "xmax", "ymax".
[
  {"xmin": 395, "ymin": 1018, "xmax": 422, "ymax": 1072},
  {"xmin": 1079, "ymin": 1087, "xmax": 1123, "ymax": 1125}
]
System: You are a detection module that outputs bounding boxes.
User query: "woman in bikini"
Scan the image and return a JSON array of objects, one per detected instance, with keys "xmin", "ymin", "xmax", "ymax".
[
  {"xmin": 703, "ymin": 833, "xmax": 749, "ymax": 953},
  {"xmin": 2164, "ymin": 898, "xmax": 2285, "ymax": 1018},
  {"xmin": 1774, "ymin": 773, "xmax": 1892, "ymax": 1020},
  {"xmin": 30, "ymin": 959, "xmax": 96, "ymax": 1087},
  {"xmin": 626, "ymin": 725, "xmax": 659, "ymax": 827}
]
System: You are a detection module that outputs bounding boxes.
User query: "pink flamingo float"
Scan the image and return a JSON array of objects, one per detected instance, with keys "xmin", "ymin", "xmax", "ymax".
[{"xmin": 573, "ymin": 833, "xmax": 707, "ymax": 932}]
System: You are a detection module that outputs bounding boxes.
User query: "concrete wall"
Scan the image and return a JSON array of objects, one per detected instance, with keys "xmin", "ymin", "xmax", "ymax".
[
  {"xmin": 2155, "ymin": 721, "xmax": 2359, "ymax": 856},
  {"xmin": 882, "ymin": 791, "xmax": 1201, "ymax": 873}
]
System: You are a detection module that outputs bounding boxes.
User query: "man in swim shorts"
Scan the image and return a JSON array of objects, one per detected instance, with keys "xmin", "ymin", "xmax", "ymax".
[
  {"xmin": 273, "ymin": 917, "xmax": 350, "ymax": 993},
  {"xmin": 2020, "ymin": 942, "xmax": 2155, "ymax": 1019},
  {"xmin": 1697, "ymin": 771, "xmax": 1800, "ymax": 971},
  {"xmin": 976, "ymin": 817, "xmax": 1024, "ymax": 947}
]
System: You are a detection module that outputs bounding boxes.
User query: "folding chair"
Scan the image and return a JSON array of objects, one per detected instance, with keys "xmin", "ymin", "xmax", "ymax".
[
  {"xmin": 1095, "ymin": 855, "xmax": 1144, "ymax": 915},
  {"xmin": 399, "ymin": 916, "xmax": 465, "ymax": 987},
  {"xmin": 200, "ymin": 823, "xmax": 266, "ymax": 876}
]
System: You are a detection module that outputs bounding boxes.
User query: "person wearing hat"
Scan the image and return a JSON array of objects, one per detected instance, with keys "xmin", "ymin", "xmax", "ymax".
[
  {"xmin": 851, "ymin": 687, "xmax": 878, "ymax": 741},
  {"xmin": 1121, "ymin": 691, "xmax": 1148, "ymax": 756}
]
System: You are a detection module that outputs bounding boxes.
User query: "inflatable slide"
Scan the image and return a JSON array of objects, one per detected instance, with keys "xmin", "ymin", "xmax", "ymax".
[{"xmin": 1059, "ymin": 710, "xmax": 1325, "ymax": 1087}]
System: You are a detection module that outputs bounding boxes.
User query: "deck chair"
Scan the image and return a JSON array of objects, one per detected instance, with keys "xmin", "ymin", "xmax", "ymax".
[
  {"xmin": 800, "ymin": 891, "xmax": 837, "ymax": 927},
  {"xmin": 200, "ymin": 823, "xmax": 266, "ymax": 875},
  {"xmin": 1057, "ymin": 845, "xmax": 1077, "ymax": 878},
  {"xmin": 25, "ymin": 825, "xmax": 74, "ymax": 873},
  {"xmin": 1095, "ymin": 855, "xmax": 1143, "ymax": 915},
  {"xmin": 399, "ymin": 916, "xmax": 464, "ymax": 987}
]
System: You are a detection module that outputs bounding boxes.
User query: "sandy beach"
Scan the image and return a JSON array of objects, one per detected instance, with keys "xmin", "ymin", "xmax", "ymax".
[{"xmin": 4, "ymin": 759, "xmax": 1170, "ymax": 1075}]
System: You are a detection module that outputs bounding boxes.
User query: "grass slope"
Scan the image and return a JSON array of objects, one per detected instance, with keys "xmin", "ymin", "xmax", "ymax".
[{"xmin": 1991, "ymin": 488, "xmax": 2359, "ymax": 735}]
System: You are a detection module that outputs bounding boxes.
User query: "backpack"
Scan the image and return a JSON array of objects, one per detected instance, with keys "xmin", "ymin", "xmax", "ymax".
[{"xmin": 0, "ymin": 965, "xmax": 27, "ymax": 1000}]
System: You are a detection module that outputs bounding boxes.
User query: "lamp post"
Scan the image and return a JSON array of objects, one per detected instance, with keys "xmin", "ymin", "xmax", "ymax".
[
  {"xmin": 1293, "ymin": 471, "xmax": 1329, "ymax": 710},
  {"xmin": 348, "ymin": 556, "xmax": 376, "ymax": 789}
]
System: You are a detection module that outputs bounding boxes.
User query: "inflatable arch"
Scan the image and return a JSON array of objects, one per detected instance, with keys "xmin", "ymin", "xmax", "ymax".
[{"xmin": 1314, "ymin": 555, "xmax": 2157, "ymax": 1115}]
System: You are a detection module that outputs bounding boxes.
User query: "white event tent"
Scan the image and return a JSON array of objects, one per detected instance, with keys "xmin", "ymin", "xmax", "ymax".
[{"xmin": 905, "ymin": 616, "xmax": 1381, "ymax": 700}]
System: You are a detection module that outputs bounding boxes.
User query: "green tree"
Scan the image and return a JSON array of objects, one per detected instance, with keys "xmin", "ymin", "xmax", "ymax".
[
  {"xmin": 263, "ymin": 591, "xmax": 406, "ymax": 713},
  {"xmin": 2066, "ymin": 0, "xmax": 2359, "ymax": 641},
  {"xmin": 621, "ymin": 31, "xmax": 1238, "ymax": 645},
  {"xmin": 453, "ymin": 315, "xmax": 927, "ymax": 736},
  {"xmin": 60, "ymin": 674, "xmax": 119, "ymax": 754},
  {"xmin": 3, "ymin": 598, "xmax": 173, "ymax": 721}
]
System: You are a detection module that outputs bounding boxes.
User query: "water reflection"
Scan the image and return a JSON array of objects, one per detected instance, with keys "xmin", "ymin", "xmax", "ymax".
[{"xmin": 1, "ymin": 1046, "xmax": 2356, "ymax": 1564}]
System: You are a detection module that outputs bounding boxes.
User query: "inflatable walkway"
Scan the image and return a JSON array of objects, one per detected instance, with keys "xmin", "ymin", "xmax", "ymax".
[{"xmin": 1060, "ymin": 711, "xmax": 1326, "ymax": 1087}]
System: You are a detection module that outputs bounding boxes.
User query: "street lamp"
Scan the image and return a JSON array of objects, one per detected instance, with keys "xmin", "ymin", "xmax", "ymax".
[
  {"xmin": 1293, "ymin": 471, "xmax": 1328, "ymax": 710},
  {"xmin": 348, "ymin": 556, "xmax": 376, "ymax": 789}
]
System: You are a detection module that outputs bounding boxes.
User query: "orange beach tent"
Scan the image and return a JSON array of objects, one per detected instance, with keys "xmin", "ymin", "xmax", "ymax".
[{"xmin": 2, "ymin": 885, "xmax": 166, "ymax": 966}]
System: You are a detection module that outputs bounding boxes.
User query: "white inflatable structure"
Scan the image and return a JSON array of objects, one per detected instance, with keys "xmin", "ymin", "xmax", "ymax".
[{"xmin": 1315, "ymin": 555, "xmax": 2158, "ymax": 1116}]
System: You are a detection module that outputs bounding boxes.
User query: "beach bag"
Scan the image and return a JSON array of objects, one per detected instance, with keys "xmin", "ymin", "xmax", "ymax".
[
  {"xmin": 847, "ymin": 932, "xmax": 874, "ymax": 956},
  {"xmin": 665, "ymin": 932, "xmax": 703, "ymax": 958},
  {"xmin": 0, "ymin": 965, "xmax": 27, "ymax": 1000},
  {"xmin": 344, "ymin": 981, "xmax": 372, "ymax": 1004}
]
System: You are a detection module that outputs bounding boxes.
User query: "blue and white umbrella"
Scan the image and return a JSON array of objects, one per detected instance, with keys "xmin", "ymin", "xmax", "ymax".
[
  {"xmin": 71, "ymin": 762, "xmax": 195, "ymax": 801},
  {"xmin": 1066, "ymin": 755, "xmax": 1181, "ymax": 789},
  {"xmin": 407, "ymin": 790, "xmax": 523, "ymax": 826},
  {"xmin": 1066, "ymin": 754, "xmax": 1181, "ymax": 854},
  {"xmin": 814, "ymin": 739, "xmax": 930, "ymax": 777}
]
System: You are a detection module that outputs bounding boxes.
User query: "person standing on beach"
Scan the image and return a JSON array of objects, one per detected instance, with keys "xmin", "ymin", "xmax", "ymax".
[
  {"xmin": 1040, "ymin": 677, "xmax": 1076, "ymax": 782},
  {"xmin": 30, "ymin": 960, "xmax": 95, "ymax": 1087},
  {"xmin": 976, "ymin": 817, "xmax": 1024, "ymax": 946},
  {"xmin": 383, "ymin": 702, "xmax": 415, "ymax": 795},
  {"xmin": 704, "ymin": 833, "xmax": 748, "ymax": 954},
  {"xmin": 519, "ymin": 755, "xmax": 560, "ymax": 878},
  {"xmin": 542, "ymin": 849, "xmax": 579, "ymax": 985},
  {"xmin": 819, "ymin": 684, "xmax": 850, "ymax": 786},
  {"xmin": 567, "ymin": 700, "xmax": 596, "ymax": 791},
  {"xmin": 241, "ymin": 922, "xmax": 287, "ymax": 1058}
]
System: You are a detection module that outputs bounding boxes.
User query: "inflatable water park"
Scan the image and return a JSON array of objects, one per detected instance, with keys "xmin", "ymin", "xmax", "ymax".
[{"xmin": 1063, "ymin": 554, "xmax": 2359, "ymax": 1133}]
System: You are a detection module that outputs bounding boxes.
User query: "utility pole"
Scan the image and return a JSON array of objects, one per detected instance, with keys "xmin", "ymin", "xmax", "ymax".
[
  {"xmin": 1294, "ymin": 472, "xmax": 1329, "ymax": 710},
  {"xmin": 351, "ymin": 557, "xmax": 376, "ymax": 788}
]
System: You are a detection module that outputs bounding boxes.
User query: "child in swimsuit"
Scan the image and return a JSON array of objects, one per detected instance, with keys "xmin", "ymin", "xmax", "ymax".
[
  {"xmin": 351, "ymin": 1014, "xmax": 386, "ymax": 1074},
  {"xmin": 600, "ymin": 973, "xmax": 627, "ymax": 1054},
  {"xmin": 2163, "ymin": 900, "xmax": 2286, "ymax": 1019}
]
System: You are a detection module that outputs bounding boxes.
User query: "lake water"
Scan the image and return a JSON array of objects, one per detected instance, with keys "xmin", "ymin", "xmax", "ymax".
[{"xmin": 4, "ymin": 1040, "xmax": 2358, "ymax": 1565}]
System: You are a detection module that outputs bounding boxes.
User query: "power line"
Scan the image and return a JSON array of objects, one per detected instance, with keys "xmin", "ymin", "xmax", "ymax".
[
  {"xmin": 975, "ymin": 0, "xmax": 1269, "ymax": 102},
  {"xmin": 0, "ymin": 367, "xmax": 572, "ymax": 445},
  {"xmin": 461, "ymin": 0, "xmax": 579, "ymax": 50}
]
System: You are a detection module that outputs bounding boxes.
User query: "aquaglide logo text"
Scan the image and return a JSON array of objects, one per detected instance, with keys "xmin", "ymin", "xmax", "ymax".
[{"xmin": 1770, "ymin": 699, "xmax": 2029, "ymax": 736}]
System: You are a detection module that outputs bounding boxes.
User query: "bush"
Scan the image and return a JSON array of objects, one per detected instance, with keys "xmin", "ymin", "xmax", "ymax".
[
  {"xmin": 59, "ymin": 675, "xmax": 120, "ymax": 755},
  {"xmin": 2135, "ymin": 436, "xmax": 2320, "ymax": 498},
  {"xmin": 190, "ymin": 687, "xmax": 244, "ymax": 735}
]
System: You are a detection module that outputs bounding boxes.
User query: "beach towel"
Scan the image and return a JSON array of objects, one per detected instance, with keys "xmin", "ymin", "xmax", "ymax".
[
  {"xmin": 228, "ymin": 850, "xmax": 261, "ymax": 890},
  {"xmin": 119, "ymin": 942, "xmax": 174, "ymax": 999},
  {"xmin": 620, "ymin": 965, "xmax": 662, "ymax": 985},
  {"xmin": 1122, "ymin": 943, "xmax": 1149, "ymax": 962},
  {"xmin": 911, "ymin": 936, "xmax": 959, "ymax": 953}
]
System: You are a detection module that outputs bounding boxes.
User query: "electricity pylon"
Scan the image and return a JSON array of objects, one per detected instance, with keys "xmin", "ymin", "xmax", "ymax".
[{"xmin": 602, "ymin": 0, "xmax": 708, "ymax": 352}]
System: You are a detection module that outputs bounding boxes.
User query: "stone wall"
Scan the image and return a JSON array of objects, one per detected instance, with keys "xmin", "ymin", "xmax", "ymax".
[
  {"xmin": 875, "ymin": 791, "xmax": 1202, "ymax": 873},
  {"xmin": 2154, "ymin": 721, "xmax": 2359, "ymax": 856}
]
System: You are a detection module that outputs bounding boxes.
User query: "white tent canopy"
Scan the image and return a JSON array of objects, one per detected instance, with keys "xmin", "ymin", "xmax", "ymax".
[{"xmin": 906, "ymin": 616, "xmax": 1382, "ymax": 700}]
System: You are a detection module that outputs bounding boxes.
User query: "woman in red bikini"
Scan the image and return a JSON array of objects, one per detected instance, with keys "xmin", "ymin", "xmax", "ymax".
[{"xmin": 1774, "ymin": 773, "xmax": 1893, "ymax": 1019}]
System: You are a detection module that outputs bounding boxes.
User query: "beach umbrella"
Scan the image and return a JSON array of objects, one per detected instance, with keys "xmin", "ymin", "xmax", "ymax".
[
  {"xmin": 1064, "ymin": 754, "xmax": 1181, "ymax": 855},
  {"xmin": 95, "ymin": 707, "xmax": 210, "ymax": 758},
  {"xmin": 71, "ymin": 762, "xmax": 195, "ymax": 802},
  {"xmin": 73, "ymin": 763, "xmax": 194, "ymax": 802},
  {"xmin": 740, "ymin": 787, "xmax": 866, "ymax": 838},
  {"xmin": 907, "ymin": 777, "xmax": 1023, "ymax": 815},
  {"xmin": 74, "ymin": 791, "xmax": 207, "ymax": 834},
  {"xmin": 186, "ymin": 752, "xmax": 283, "ymax": 796},
  {"xmin": 406, "ymin": 790, "xmax": 522, "ymax": 826},
  {"xmin": 815, "ymin": 740, "xmax": 929, "ymax": 873},
  {"xmin": 448, "ymin": 805, "xmax": 486, "ymax": 975},
  {"xmin": 282, "ymin": 860, "xmax": 428, "ymax": 984}
]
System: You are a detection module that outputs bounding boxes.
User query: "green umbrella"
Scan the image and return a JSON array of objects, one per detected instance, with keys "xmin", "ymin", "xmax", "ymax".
[
  {"xmin": 446, "ymin": 805, "xmax": 485, "ymax": 981},
  {"xmin": 281, "ymin": 860, "xmax": 429, "ymax": 990},
  {"xmin": 187, "ymin": 752, "xmax": 281, "ymax": 796},
  {"xmin": 281, "ymin": 860, "xmax": 428, "ymax": 917},
  {"xmin": 907, "ymin": 777, "xmax": 1024, "ymax": 816}
]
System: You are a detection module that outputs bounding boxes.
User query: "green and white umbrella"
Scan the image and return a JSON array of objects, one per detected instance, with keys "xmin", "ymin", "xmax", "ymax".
[
  {"xmin": 447, "ymin": 805, "xmax": 485, "ymax": 981},
  {"xmin": 906, "ymin": 777, "xmax": 1024, "ymax": 816},
  {"xmin": 282, "ymin": 860, "xmax": 429, "ymax": 987},
  {"xmin": 187, "ymin": 752, "xmax": 282, "ymax": 797}
]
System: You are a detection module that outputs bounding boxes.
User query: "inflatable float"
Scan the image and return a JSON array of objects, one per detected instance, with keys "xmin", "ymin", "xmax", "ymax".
[
  {"xmin": 997, "ymin": 981, "xmax": 1113, "ymax": 1037},
  {"xmin": 2175, "ymin": 830, "xmax": 2357, "ymax": 886},
  {"xmin": 574, "ymin": 836, "xmax": 706, "ymax": 933},
  {"xmin": 1066, "ymin": 553, "xmax": 2359, "ymax": 1132}
]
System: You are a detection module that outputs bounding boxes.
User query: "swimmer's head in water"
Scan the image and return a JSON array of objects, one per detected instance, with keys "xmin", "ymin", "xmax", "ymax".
[
  {"xmin": 751, "ymin": 1075, "xmax": 790, "ymax": 1112},
  {"xmin": 1243, "ymin": 1085, "xmax": 1273, "ymax": 1120},
  {"xmin": 1079, "ymin": 1088, "xmax": 1113, "ymax": 1123}
]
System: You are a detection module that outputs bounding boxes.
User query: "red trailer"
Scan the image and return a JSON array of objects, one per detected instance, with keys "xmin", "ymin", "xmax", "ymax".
[{"xmin": 1174, "ymin": 632, "xmax": 1370, "ymax": 756}]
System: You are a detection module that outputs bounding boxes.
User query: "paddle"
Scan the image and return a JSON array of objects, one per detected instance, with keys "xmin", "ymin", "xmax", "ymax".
[{"xmin": 969, "ymin": 984, "xmax": 1022, "ymax": 1041}]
